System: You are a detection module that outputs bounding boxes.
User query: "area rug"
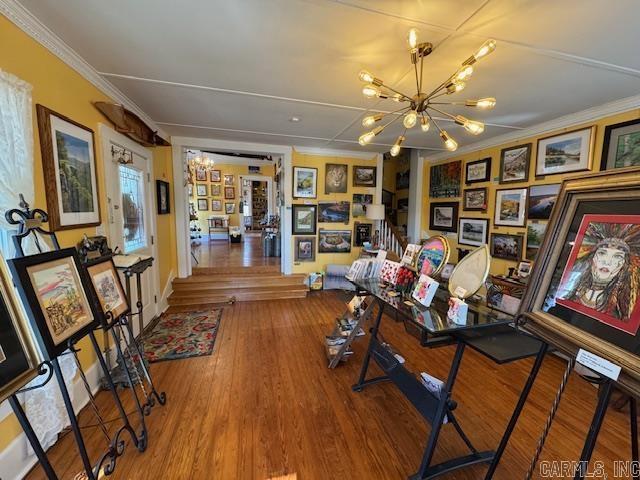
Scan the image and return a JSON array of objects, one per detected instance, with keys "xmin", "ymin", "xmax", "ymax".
[{"xmin": 141, "ymin": 309, "xmax": 222, "ymax": 363}]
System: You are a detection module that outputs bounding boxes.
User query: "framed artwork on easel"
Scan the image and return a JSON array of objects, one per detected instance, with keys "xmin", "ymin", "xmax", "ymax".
[{"xmin": 85, "ymin": 257, "xmax": 130, "ymax": 323}]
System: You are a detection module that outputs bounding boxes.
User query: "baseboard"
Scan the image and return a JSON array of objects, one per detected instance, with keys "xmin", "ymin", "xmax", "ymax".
[
  {"xmin": 0, "ymin": 358, "xmax": 103, "ymax": 480},
  {"xmin": 159, "ymin": 269, "xmax": 175, "ymax": 314}
]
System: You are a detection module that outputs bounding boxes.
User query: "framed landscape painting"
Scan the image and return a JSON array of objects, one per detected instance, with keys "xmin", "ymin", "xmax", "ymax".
[
  {"xmin": 429, "ymin": 202, "xmax": 459, "ymax": 233},
  {"xmin": 318, "ymin": 202, "xmax": 350, "ymax": 223},
  {"xmin": 528, "ymin": 183, "xmax": 561, "ymax": 220},
  {"xmin": 494, "ymin": 188, "xmax": 527, "ymax": 227},
  {"xmin": 8, "ymin": 248, "xmax": 98, "ymax": 359},
  {"xmin": 352, "ymin": 193, "xmax": 373, "ymax": 217},
  {"xmin": 458, "ymin": 218, "xmax": 489, "ymax": 247},
  {"xmin": 318, "ymin": 229, "xmax": 352, "ymax": 253},
  {"xmin": 536, "ymin": 126, "xmax": 595, "ymax": 176},
  {"xmin": 325, "ymin": 164, "xmax": 348, "ymax": 194},
  {"xmin": 353, "ymin": 166, "xmax": 376, "ymax": 187},
  {"xmin": 490, "ymin": 233, "xmax": 524, "ymax": 261},
  {"xmin": 36, "ymin": 105, "xmax": 100, "ymax": 230},
  {"xmin": 430, "ymin": 161, "xmax": 461, "ymax": 198},
  {"xmin": 293, "ymin": 166, "xmax": 317, "ymax": 198},
  {"xmin": 601, "ymin": 119, "xmax": 640, "ymax": 171},
  {"xmin": 85, "ymin": 258, "xmax": 129, "ymax": 322},
  {"xmin": 526, "ymin": 222, "xmax": 547, "ymax": 261},
  {"xmin": 463, "ymin": 187, "xmax": 487, "ymax": 211},
  {"xmin": 294, "ymin": 237, "xmax": 316, "ymax": 262},
  {"xmin": 499, "ymin": 144, "xmax": 531, "ymax": 184},
  {"xmin": 465, "ymin": 157, "xmax": 491, "ymax": 184},
  {"xmin": 292, "ymin": 204, "xmax": 317, "ymax": 235}
]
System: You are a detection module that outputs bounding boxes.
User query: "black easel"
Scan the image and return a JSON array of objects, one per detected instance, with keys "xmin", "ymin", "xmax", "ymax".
[{"xmin": 4, "ymin": 198, "xmax": 146, "ymax": 479}]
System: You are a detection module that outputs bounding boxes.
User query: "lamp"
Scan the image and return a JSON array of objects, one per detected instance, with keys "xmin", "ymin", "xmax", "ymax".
[{"xmin": 366, "ymin": 204, "xmax": 385, "ymax": 249}]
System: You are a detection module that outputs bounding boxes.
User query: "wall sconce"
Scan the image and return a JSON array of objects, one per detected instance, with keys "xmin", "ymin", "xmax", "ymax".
[{"xmin": 111, "ymin": 145, "xmax": 133, "ymax": 165}]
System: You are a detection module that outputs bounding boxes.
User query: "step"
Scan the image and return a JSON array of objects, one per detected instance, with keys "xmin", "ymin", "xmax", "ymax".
[
  {"xmin": 168, "ymin": 288, "xmax": 308, "ymax": 306},
  {"xmin": 171, "ymin": 284, "xmax": 308, "ymax": 299},
  {"xmin": 193, "ymin": 265, "xmax": 281, "ymax": 275},
  {"xmin": 173, "ymin": 275, "xmax": 307, "ymax": 290}
]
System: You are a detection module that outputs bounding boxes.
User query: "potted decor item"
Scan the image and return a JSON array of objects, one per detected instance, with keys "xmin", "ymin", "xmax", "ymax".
[{"xmin": 395, "ymin": 266, "xmax": 416, "ymax": 297}]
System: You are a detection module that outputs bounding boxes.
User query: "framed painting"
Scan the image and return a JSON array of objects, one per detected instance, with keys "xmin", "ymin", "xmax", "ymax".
[
  {"xmin": 490, "ymin": 233, "xmax": 524, "ymax": 261},
  {"xmin": 225, "ymin": 203, "xmax": 235, "ymax": 214},
  {"xmin": 353, "ymin": 166, "xmax": 377, "ymax": 187},
  {"xmin": 318, "ymin": 229, "xmax": 352, "ymax": 253},
  {"xmin": 416, "ymin": 236, "xmax": 450, "ymax": 277},
  {"xmin": 499, "ymin": 144, "xmax": 531, "ymax": 184},
  {"xmin": 0, "ymin": 256, "xmax": 40, "ymax": 403},
  {"xmin": 293, "ymin": 166, "xmax": 317, "ymax": 199},
  {"xmin": 292, "ymin": 204, "xmax": 317, "ymax": 235},
  {"xmin": 211, "ymin": 199, "xmax": 222, "ymax": 211},
  {"xmin": 519, "ymin": 168, "xmax": 640, "ymax": 396},
  {"xmin": 197, "ymin": 199, "xmax": 209, "ymax": 211},
  {"xmin": 397, "ymin": 198, "xmax": 408, "ymax": 212},
  {"xmin": 211, "ymin": 184, "xmax": 221, "ymax": 196},
  {"xmin": 353, "ymin": 222, "xmax": 372, "ymax": 247},
  {"xmin": 36, "ymin": 105, "xmax": 101, "ymax": 230},
  {"xmin": 465, "ymin": 157, "xmax": 491, "ymax": 184},
  {"xmin": 429, "ymin": 202, "xmax": 459, "ymax": 233},
  {"xmin": 224, "ymin": 187, "xmax": 235, "ymax": 199},
  {"xmin": 430, "ymin": 161, "xmax": 461, "ymax": 198},
  {"xmin": 8, "ymin": 248, "xmax": 98, "ymax": 359},
  {"xmin": 85, "ymin": 258, "xmax": 129, "ymax": 322},
  {"xmin": 526, "ymin": 222, "xmax": 547, "ymax": 261},
  {"xmin": 210, "ymin": 170, "xmax": 221, "ymax": 182},
  {"xmin": 156, "ymin": 180, "xmax": 170, "ymax": 215},
  {"xmin": 325, "ymin": 164, "xmax": 348, "ymax": 194},
  {"xmin": 494, "ymin": 188, "xmax": 527, "ymax": 227},
  {"xmin": 224, "ymin": 174, "xmax": 235, "ymax": 186},
  {"xmin": 458, "ymin": 218, "xmax": 489, "ymax": 247},
  {"xmin": 396, "ymin": 169, "xmax": 410, "ymax": 190},
  {"xmin": 195, "ymin": 167, "xmax": 207, "ymax": 181},
  {"xmin": 294, "ymin": 237, "xmax": 316, "ymax": 262},
  {"xmin": 528, "ymin": 183, "xmax": 561, "ymax": 220},
  {"xmin": 463, "ymin": 187, "xmax": 487, "ymax": 211},
  {"xmin": 318, "ymin": 202, "xmax": 350, "ymax": 223},
  {"xmin": 535, "ymin": 126, "xmax": 595, "ymax": 176},
  {"xmin": 601, "ymin": 119, "xmax": 640, "ymax": 171},
  {"xmin": 352, "ymin": 193, "xmax": 373, "ymax": 217},
  {"xmin": 196, "ymin": 184, "xmax": 207, "ymax": 197}
]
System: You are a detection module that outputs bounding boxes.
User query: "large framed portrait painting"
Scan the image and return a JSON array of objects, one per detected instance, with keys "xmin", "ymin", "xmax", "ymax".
[
  {"xmin": 519, "ymin": 169, "xmax": 640, "ymax": 396},
  {"xmin": 36, "ymin": 105, "xmax": 101, "ymax": 230}
]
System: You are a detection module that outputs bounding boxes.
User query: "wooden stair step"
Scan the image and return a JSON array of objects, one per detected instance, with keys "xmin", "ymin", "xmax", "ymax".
[
  {"xmin": 168, "ymin": 288, "xmax": 308, "ymax": 305},
  {"xmin": 171, "ymin": 284, "xmax": 308, "ymax": 299},
  {"xmin": 173, "ymin": 277, "xmax": 306, "ymax": 290},
  {"xmin": 193, "ymin": 265, "xmax": 280, "ymax": 275}
]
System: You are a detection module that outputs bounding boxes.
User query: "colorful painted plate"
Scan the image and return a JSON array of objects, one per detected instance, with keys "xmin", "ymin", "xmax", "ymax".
[{"xmin": 416, "ymin": 235, "xmax": 450, "ymax": 277}]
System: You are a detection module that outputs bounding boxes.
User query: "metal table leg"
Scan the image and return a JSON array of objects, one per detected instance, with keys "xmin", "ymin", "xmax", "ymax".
[{"xmin": 352, "ymin": 299, "xmax": 390, "ymax": 392}]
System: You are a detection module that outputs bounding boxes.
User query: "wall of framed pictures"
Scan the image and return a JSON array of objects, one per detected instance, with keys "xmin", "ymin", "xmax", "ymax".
[
  {"xmin": 291, "ymin": 149, "xmax": 378, "ymax": 274},
  {"xmin": 422, "ymin": 108, "xmax": 640, "ymax": 278}
]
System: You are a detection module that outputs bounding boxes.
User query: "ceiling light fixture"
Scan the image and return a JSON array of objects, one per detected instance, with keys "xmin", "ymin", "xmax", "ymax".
[
  {"xmin": 289, "ymin": 116, "xmax": 301, "ymax": 122},
  {"xmin": 357, "ymin": 32, "xmax": 497, "ymax": 155}
]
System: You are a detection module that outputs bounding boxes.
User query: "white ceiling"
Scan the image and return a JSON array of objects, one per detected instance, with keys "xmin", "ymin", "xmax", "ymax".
[{"xmin": 14, "ymin": 0, "xmax": 640, "ymax": 153}]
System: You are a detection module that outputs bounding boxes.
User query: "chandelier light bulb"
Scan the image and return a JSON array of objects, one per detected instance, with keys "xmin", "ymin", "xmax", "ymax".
[
  {"xmin": 474, "ymin": 39, "xmax": 497, "ymax": 61},
  {"xmin": 454, "ymin": 115, "xmax": 485, "ymax": 135},
  {"xmin": 362, "ymin": 114, "xmax": 383, "ymax": 128},
  {"xmin": 440, "ymin": 131, "xmax": 458, "ymax": 151},
  {"xmin": 447, "ymin": 81, "xmax": 466, "ymax": 94},
  {"xmin": 454, "ymin": 65, "xmax": 474, "ymax": 82},
  {"xmin": 392, "ymin": 93, "xmax": 404, "ymax": 102},
  {"xmin": 403, "ymin": 110, "xmax": 418, "ymax": 128},
  {"xmin": 358, "ymin": 126, "xmax": 383, "ymax": 146},
  {"xmin": 407, "ymin": 28, "xmax": 419, "ymax": 49},
  {"xmin": 466, "ymin": 97, "xmax": 496, "ymax": 109},
  {"xmin": 359, "ymin": 70, "xmax": 375, "ymax": 83},
  {"xmin": 390, "ymin": 135, "xmax": 405, "ymax": 157},
  {"xmin": 420, "ymin": 116, "xmax": 430, "ymax": 132},
  {"xmin": 362, "ymin": 84, "xmax": 380, "ymax": 98}
]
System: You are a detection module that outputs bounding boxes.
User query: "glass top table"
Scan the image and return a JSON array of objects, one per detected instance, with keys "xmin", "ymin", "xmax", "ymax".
[{"xmin": 351, "ymin": 278, "xmax": 514, "ymax": 335}]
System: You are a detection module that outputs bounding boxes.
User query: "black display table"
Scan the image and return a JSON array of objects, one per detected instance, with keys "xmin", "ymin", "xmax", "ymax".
[{"xmin": 349, "ymin": 279, "xmax": 545, "ymax": 479}]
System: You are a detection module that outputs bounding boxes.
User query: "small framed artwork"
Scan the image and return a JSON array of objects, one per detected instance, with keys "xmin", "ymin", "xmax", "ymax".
[
  {"xmin": 354, "ymin": 222, "xmax": 372, "ymax": 247},
  {"xmin": 224, "ymin": 174, "xmax": 235, "ymax": 186},
  {"xmin": 318, "ymin": 202, "xmax": 350, "ymax": 223},
  {"xmin": 499, "ymin": 144, "xmax": 531, "ymax": 184},
  {"xmin": 85, "ymin": 258, "xmax": 129, "ymax": 322},
  {"xmin": 195, "ymin": 167, "xmax": 207, "ymax": 181},
  {"xmin": 156, "ymin": 180, "xmax": 170, "ymax": 215},
  {"xmin": 465, "ymin": 157, "xmax": 491, "ymax": 184},
  {"xmin": 197, "ymin": 199, "xmax": 209, "ymax": 211},
  {"xmin": 517, "ymin": 261, "xmax": 532, "ymax": 279},
  {"xmin": 212, "ymin": 199, "xmax": 222, "ymax": 211},
  {"xmin": 494, "ymin": 188, "xmax": 527, "ymax": 227},
  {"xmin": 463, "ymin": 187, "xmax": 487, "ymax": 211},
  {"xmin": 0, "ymin": 256, "xmax": 40, "ymax": 403},
  {"xmin": 397, "ymin": 198, "xmax": 409, "ymax": 212},
  {"xmin": 352, "ymin": 194, "xmax": 373, "ymax": 217},
  {"xmin": 430, "ymin": 161, "xmax": 462, "ymax": 198},
  {"xmin": 292, "ymin": 204, "xmax": 317, "ymax": 235},
  {"xmin": 353, "ymin": 166, "xmax": 377, "ymax": 187},
  {"xmin": 224, "ymin": 187, "xmax": 235, "ymax": 199},
  {"xmin": 526, "ymin": 222, "xmax": 547, "ymax": 261},
  {"xmin": 490, "ymin": 233, "xmax": 524, "ymax": 262},
  {"xmin": 36, "ymin": 105, "xmax": 101, "ymax": 230},
  {"xmin": 8, "ymin": 248, "xmax": 99, "ymax": 359},
  {"xmin": 211, "ymin": 184, "xmax": 221, "ymax": 196},
  {"xmin": 293, "ymin": 166, "xmax": 317, "ymax": 199},
  {"xmin": 601, "ymin": 119, "xmax": 640, "ymax": 171},
  {"xmin": 536, "ymin": 126, "xmax": 595, "ymax": 176},
  {"xmin": 196, "ymin": 184, "xmax": 208, "ymax": 197},
  {"xmin": 429, "ymin": 202, "xmax": 459, "ymax": 233},
  {"xmin": 325, "ymin": 163, "xmax": 348, "ymax": 194},
  {"xmin": 318, "ymin": 229, "xmax": 352, "ymax": 253},
  {"xmin": 528, "ymin": 183, "xmax": 561, "ymax": 220},
  {"xmin": 458, "ymin": 218, "xmax": 489, "ymax": 247},
  {"xmin": 225, "ymin": 203, "xmax": 235, "ymax": 214},
  {"xmin": 294, "ymin": 237, "xmax": 316, "ymax": 262},
  {"xmin": 210, "ymin": 170, "xmax": 221, "ymax": 182}
]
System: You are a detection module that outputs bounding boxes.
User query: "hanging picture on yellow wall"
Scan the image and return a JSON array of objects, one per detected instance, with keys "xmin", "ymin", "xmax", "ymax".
[
  {"xmin": 293, "ymin": 166, "xmax": 317, "ymax": 198},
  {"xmin": 535, "ymin": 126, "xmax": 595, "ymax": 176},
  {"xmin": 224, "ymin": 174, "xmax": 235, "ymax": 186},
  {"xmin": 601, "ymin": 119, "xmax": 640, "ymax": 170},
  {"xmin": 499, "ymin": 144, "xmax": 531, "ymax": 184},
  {"xmin": 325, "ymin": 164, "xmax": 348, "ymax": 193},
  {"xmin": 429, "ymin": 161, "xmax": 461, "ymax": 198},
  {"xmin": 494, "ymin": 188, "xmax": 527, "ymax": 227}
]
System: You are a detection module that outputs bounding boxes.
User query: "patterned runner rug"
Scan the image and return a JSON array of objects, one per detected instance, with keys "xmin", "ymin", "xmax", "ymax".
[{"xmin": 141, "ymin": 309, "xmax": 222, "ymax": 363}]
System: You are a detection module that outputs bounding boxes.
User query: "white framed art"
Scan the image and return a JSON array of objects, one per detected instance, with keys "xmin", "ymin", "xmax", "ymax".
[{"xmin": 494, "ymin": 188, "xmax": 527, "ymax": 227}]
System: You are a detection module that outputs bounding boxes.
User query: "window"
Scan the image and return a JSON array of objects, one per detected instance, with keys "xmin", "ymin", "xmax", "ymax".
[{"xmin": 119, "ymin": 164, "xmax": 147, "ymax": 253}]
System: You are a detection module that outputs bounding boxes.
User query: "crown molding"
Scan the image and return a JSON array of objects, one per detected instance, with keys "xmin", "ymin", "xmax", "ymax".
[
  {"xmin": 424, "ymin": 93, "xmax": 640, "ymax": 162},
  {"xmin": 293, "ymin": 146, "xmax": 378, "ymax": 160},
  {"xmin": 0, "ymin": 0, "xmax": 168, "ymax": 140}
]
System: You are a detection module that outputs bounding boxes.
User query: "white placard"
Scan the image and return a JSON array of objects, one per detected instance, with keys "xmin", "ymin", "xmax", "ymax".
[{"xmin": 576, "ymin": 349, "xmax": 621, "ymax": 381}]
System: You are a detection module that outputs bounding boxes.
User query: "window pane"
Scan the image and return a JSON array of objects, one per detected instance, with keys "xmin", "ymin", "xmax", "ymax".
[{"xmin": 119, "ymin": 165, "xmax": 147, "ymax": 253}]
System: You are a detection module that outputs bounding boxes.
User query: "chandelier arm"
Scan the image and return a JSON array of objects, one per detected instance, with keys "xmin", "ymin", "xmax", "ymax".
[
  {"xmin": 425, "ymin": 70, "xmax": 460, "ymax": 99},
  {"xmin": 426, "ymin": 91, "xmax": 451, "ymax": 102},
  {"xmin": 419, "ymin": 53, "xmax": 424, "ymax": 93},
  {"xmin": 380, "ymin": 106, "xmax": 414, "ymax": 117},
  {"xmin": 379, "ymin": 83, "xmax": 413, "ymax": 101},
  {"xmin": 381, "ymin": 107, "xmax": 411, "ymax": 129},
  {"xmin": 425, "ymin": 110, "xmax": 444, "ymax": 134},
  {"xmin": 427, "ymin": 105, "xmax": 457, "ymax": 121},
  {"xmin": 414, "ymin": 62, "xmax": 420, "ymax": 94}
]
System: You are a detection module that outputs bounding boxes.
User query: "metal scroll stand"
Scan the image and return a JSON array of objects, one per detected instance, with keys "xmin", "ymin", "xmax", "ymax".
[{"xmin": 4, "ymin": 197, "xmax": 146, "ymax": 480}]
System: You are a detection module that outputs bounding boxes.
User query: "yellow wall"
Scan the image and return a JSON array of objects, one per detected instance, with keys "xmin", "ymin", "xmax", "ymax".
[
  {"xmin": 291, "ymin": 149, "xmax": 378, "ymax": 274},
  {"xmin": 422, "ymin": 108, "xmax": 640, "ymax": 278},
  {"xmin": 153, "ymin": 146, "xmax": 177, "ymax": 290},
  {"xmin": 0, "ymin": 16, "xmax": 174, "ymax": 452}
]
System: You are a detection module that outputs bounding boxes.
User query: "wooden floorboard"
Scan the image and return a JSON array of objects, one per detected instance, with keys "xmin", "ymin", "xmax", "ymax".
[
  {"xmin": 191, "ymin": 235, "xmax": 280, "ymax": 270},
  {"xmin": 24, "ymin": 291, "xmax": 635, "ymax": 479}
]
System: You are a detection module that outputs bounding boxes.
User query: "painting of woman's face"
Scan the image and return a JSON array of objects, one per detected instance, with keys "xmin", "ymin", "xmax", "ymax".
[{"xmin": 591, "ymin": 246, "xmax": 626, "ymax": 283}]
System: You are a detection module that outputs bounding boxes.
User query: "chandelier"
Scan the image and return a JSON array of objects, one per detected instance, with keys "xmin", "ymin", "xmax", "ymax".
[
  {"xmin": 191, "ymin": 152, "xmax": 215, "ymax": 171},
  {"xmin": 358, "ymin": 29, "xmax": 497, "ymax": 156}
]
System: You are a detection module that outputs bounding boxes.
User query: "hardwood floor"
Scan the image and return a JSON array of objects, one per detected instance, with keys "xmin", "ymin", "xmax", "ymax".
[
  {"xmin": 191, "ymin": 234, "xmax": 280, "ymax": 270},
  {"xmin": 25, "ymin": 292, "xmax": 634, "ymax": 479}
]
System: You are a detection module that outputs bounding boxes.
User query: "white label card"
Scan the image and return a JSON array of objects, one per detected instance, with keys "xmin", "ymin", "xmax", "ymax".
[
  {"xmin": 453, "ymin": 286, "xmax": 467, "ymax": 298},
  {"xmin": 576, "ymin": 349, "xmax": 621, "ymax": 381}
]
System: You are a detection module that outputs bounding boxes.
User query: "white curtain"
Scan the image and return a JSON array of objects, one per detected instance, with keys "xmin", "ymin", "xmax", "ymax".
[{"xmin": 0, "ymin": 69, "xmax": 77, "ymax": 453}]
